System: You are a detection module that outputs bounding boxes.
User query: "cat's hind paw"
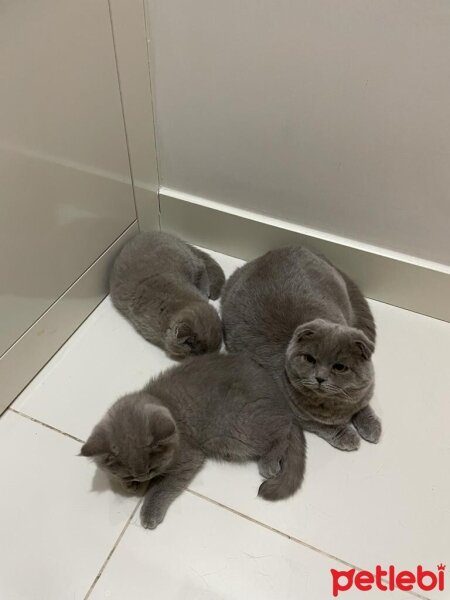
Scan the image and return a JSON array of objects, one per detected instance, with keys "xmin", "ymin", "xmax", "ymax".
[{"xmin": 258, "ymin": 455, "xmax": 282, "ymax": 479}]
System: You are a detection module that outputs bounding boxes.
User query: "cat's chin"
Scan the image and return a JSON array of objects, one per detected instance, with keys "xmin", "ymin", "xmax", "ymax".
[
  {"xmin": 120, "ymin": 479, "xmax": 149, "ymax": 495},
  {"xmin": 166, "ymin": 343, "xmax": 192, "ymax": 360},
  {"xmin": 290, "ymin": 380, "xmax": 350, "ymax": 402}
]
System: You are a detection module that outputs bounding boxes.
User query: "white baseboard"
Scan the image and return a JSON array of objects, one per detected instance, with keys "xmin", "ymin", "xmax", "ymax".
[
  {"xmin": 159, "ymin": 187, "xmax": 450, "ymax": 322},
  {"xmin": 0, "ymin": 222, "xmax": 138, "ymax": 415}
]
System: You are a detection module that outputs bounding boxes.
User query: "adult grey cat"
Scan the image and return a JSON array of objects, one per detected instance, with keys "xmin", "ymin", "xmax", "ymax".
[
  {"xmin": 221, "ymin": 246, "xmax": 381, "ymax": 451},
  {"xmin": 110, "ymin": 232, "xmax": 224, "ymax": 359},
  {"xmin": 81, "ymin": 353, "xmax": 306, "ymax": 529}
]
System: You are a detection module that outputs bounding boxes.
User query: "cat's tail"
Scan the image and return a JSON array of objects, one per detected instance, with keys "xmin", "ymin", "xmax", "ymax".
[
  {"xmin": 258, "ymin": 424, "xmax": 306, "ymax": 501},
  {"xmin": 189, "ymin": 245, "xmax": 226, "ymax": 300}
]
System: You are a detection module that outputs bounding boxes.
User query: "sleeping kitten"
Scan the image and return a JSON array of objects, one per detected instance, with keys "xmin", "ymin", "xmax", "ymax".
[
  {"xmin": 110, "ymin": 232, "xmax": 224, "ymax": 359},
  {"xmin": 81, "ymin": 353, "xmax": 306, "ymax": 529},
  {"xmin": 221, "ymin": 246, "xmax": 381, "ymax": 451}
]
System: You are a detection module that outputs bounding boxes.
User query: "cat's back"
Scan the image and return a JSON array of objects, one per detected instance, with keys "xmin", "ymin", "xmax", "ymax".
[
  {"xmin": 112, "ymin": 232, "xmax": 199, "ymax": 284},
  {"xmin": 148, "ymin": 353, "xmax": 282, "ymax": 412},
  {"xmin": 222, "ymin": 246, "xmax": 353, "ymax": 360},
  {"xmin": 147, "ymin": 353, "xmax": 291, "ymax": 453},
  {"xmin": 225, "ymin": 246, "xmax": 347, "ymax": 300}
]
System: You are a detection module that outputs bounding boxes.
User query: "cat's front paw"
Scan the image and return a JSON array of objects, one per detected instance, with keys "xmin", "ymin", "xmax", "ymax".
[
  {"xmin": 353, "ymin": 412, "xmax": 382, "ymax": 444},
  {"xmin": 329, "ymin": 425, "xmax": 361, "ymax": 451},
  {"xmin": 140, "ymin": 503, "xmax": 165, "ymax": 530}
]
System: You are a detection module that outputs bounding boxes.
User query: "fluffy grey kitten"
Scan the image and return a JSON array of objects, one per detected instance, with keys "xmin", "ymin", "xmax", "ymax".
[
  {"xmin": 81, "ymin": 353, "xmax": 306, "ymax": 529},
  {"xmin": 222, "ymin": 246, "xmax": 381, "ymax": 451},
  {"xmin": 110, "ymin": 232, "xmax": 225, "ymax": 359}
]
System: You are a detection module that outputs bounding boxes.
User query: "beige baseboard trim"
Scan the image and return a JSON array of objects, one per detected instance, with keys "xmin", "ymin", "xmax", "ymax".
[
  {"xmin": 0, "ymin": 222, "xmax": 138, "ymax": 415},
  {"xmin": 159, "ymin": 188, "xmax": 450, "ymax": 322}
]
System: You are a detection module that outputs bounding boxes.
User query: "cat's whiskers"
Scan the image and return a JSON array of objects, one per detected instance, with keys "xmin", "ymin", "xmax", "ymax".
[
  {"xmin": 299, "ymin": 378, "xmax": 317, "ymax": 389},
  {"xmin": 321, "ymin": 382, "xmax": 351, "ymax": 400}
]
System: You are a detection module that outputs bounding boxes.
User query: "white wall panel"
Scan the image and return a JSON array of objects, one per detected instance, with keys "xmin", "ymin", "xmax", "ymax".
[
  {"xmin": 0, "ymin": 0, "xmax": 137, "ymax": 357},
  {"xmin": 147, "ymin": 0, "xmax": 450, "ymax": 265}
]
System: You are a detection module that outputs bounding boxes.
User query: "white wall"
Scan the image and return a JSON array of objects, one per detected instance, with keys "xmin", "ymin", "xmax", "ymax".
[
  {"xmin": 0, "ymin": 0, "xmax": 142, "ymax": 410},
  {"xmin": 0, "ymin": 0, "xmax": 136, "ymax": 358},
  {"xmin": 147, "ymin": 0, "xmax": 450, "ymax": 265}
]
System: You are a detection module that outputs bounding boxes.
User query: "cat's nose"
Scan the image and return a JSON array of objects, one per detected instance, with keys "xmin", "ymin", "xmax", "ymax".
[{"xmin": 316, "ymin": 376, "xmax": 325, "ymax": 384}]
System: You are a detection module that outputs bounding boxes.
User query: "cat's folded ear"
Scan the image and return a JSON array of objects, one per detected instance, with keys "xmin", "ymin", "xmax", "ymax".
[
  {"xmin": 80, "ymin": 425, "xmax": 109, "ymax": 457},
  {"xmin": 352, "ymin": 330, "xmax": 375, "ymax": 360},
  {"xmin": 144, "ymin": 405, "xmax": 177, "ymax": 444},
  {"xmin": 294, "ymin": 319, "xmax": 328, "ymax": 342}
]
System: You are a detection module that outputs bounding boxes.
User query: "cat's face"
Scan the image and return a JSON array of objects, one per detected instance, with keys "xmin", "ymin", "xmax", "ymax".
[
  {"xmin": 166, "ymin": 303, "xmax": 222, "ymax": 359},
  {"xmin": 285, "ymin": 319, "xmax": 374, "ymax": 405},
  {"xmin": 81, "ymin": 394, "xmax": 178, "ymax": 492}
]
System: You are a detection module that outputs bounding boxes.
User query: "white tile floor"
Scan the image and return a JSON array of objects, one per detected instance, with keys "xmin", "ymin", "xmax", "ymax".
[{"xmin": 1, "ymin": 250, "xmax": 449, "ymax": 600}]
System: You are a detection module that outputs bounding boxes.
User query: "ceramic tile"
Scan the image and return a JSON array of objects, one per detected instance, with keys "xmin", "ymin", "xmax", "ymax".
[
  {"xmin": 188, "ymin": 299, "xmax": 450, "ymax": 593},
  {"xmin": 89, "ymin": 491, "xmax": 409, "ymax": 600},
  {"xmin": 0, "ymin": 411, "xmax": 138, "ymax": 600},
  {"xmin": 10, "ymin": 249, "xmax": 449, "ymax": 600}
]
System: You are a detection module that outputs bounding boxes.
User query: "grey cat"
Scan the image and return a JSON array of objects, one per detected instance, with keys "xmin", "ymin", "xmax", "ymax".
[
  {"xmin": 221, "ymin": 246, "xmax": 381, "ymax": 451},
  {"xmin": 81, "ymin": 353, "xmax": 306, "ymax": 529},
  {"xmin": 110, "ymin": 232, "xmax": 225, "ymax": 359}
]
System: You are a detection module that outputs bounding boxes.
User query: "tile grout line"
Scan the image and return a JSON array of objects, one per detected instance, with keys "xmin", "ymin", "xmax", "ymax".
[
  {"xmin": 9, "ymin": 408, "xmax": 85, "ymax": 444},
  {"xmin": 83, "ymin": 500, "xmax": 142, "ymax": 600},
  {"xmin": 8, "ymin": 408, "xmax": 146, "ymax": 598},
  {"xmin": 186, "ymin": 489, "xmax": 358, "ymax": 566},
  {"xmin": 186, "ymin": 489, "xmax": 430, "ymax": 600}
]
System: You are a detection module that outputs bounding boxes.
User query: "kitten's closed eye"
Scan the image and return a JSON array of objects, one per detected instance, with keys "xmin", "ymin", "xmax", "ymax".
[
  {"xmin": 105, "ymin": 456, "xmax": 122, "ymax": 469},
  {"xmin": 302, "ymin": 354, "xmax": 316, "ymax": 364},
  {"xmin": 182, "ymin": 337, "xmax": 196, "ymax": 348}
]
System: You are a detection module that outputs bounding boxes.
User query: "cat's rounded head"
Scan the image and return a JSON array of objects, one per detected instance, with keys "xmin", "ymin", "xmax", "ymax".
[
  {"xmin": 80, "ymin": 393, "xmax": 179, "ymax": 492},
  {"xmin": 165, "ymin": 302, "xmax": 222, "ymax": 360},
  {"xmin": 285, "ymin": 318, "xmax": 374, "ymax": 405}
]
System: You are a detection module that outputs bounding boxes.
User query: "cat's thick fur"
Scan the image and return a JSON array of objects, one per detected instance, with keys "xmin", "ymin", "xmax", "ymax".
[
  {"xmin": 81, "ymin": 353, "xmax": 306, "ymax": 529},
  {"xmin": 221, "ymin": 246, "xmax": 381, "ymax": 451},
  {"xmin": 110, "ymin": 232, "xmax": 225, "ymax": 359}
]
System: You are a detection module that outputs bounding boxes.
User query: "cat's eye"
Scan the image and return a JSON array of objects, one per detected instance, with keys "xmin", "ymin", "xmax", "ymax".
[
  {"xmin": 333, "ymin": 363, "xmax": 348, "ymax": 372},
  {"xmin": 303, "ymin": 354, "xmax": 316, "ymax": 364}
]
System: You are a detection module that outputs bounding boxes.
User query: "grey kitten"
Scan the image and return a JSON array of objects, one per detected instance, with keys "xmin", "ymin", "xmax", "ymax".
[
  {"xmin": 81, "ymin": 353, "xmax": 306, "ymax": 529},
  {"xmin": 221, "ymin": 246, "xmax": 381, "ymax": 451},
  {"xmin": 110, "ymin": 232, "xmax": 225, "ymax": 359}
]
